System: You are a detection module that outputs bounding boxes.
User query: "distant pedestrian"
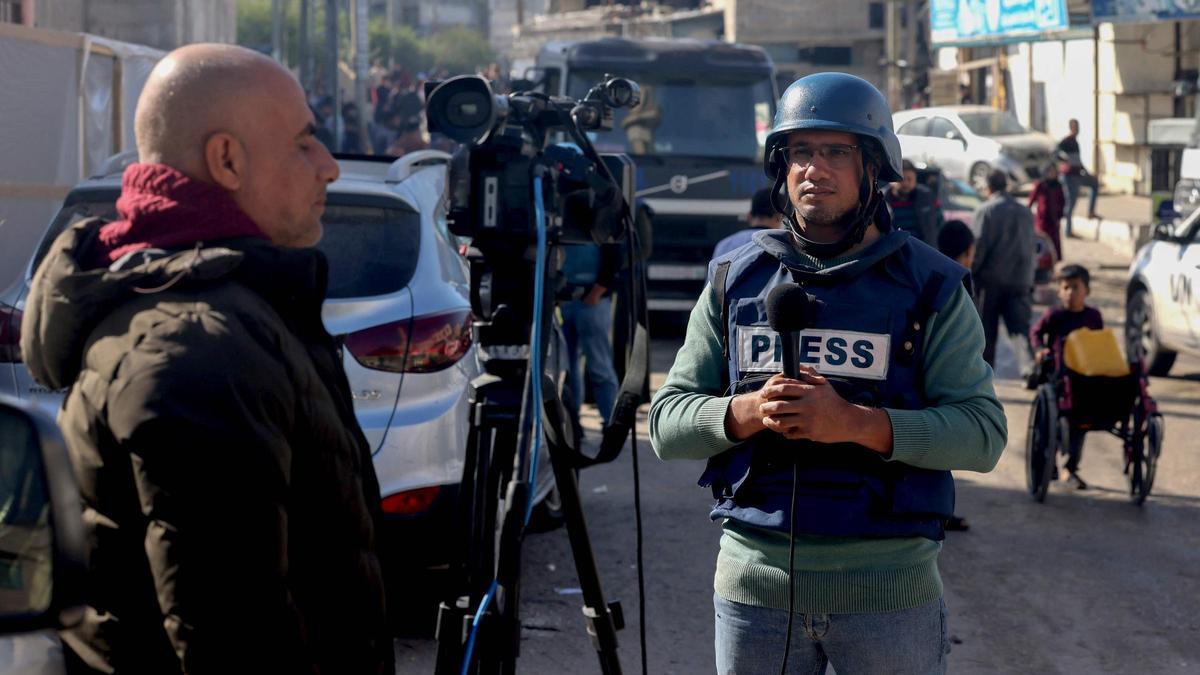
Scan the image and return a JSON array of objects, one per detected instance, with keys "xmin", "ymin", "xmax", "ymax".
[
  {"xmin": 972, "ymin": 169, "xmax": 1036, "ymax": 368},
  {"xmin": 938, "ymin": 219, "xmax": 976, "ymax": 272},
  {"xmin": 20, "ymin": 44, "xmax": 392, "ymax": 674},
  {"xmin": 560, "ymin": 240, "xmax": 622, "ymax": 431},
  {"xmin": 886, "ymin": 159, "xmax": 943, "ymax": 244},
  {"xmin": 1057, "ymin": 118, "xmax": 1100, "ymax": 235},
  {"xmin": 314, "ymin": 95, "xmax": 337, "ymax": 152},
  {"xmin": 711, "ymin": 187, "xmax": 784, "ymax": 259},
  {"xmin": 341, "ymin": 102, "xmax": 366, "ymax": 154},
  {"xmin": 1028, "ymin": 162, "xmax": 1066, "ymax": 259}
]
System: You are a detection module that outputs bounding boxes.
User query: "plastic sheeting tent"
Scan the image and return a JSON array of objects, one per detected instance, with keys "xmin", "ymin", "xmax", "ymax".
[{"xmin": 0, "ymin": 22, "xmax": 162, "ymax": 291}]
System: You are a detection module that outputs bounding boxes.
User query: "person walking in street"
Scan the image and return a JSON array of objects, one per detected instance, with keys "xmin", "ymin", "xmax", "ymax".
[
  {"xmin": 1028, "ymin": 162, "xmax": 1067, "ymax": 260},
  {"xmin": 712, "ymin": 187, "xmax": 785, "ymax": 259},
  {"xmin": 560, "ymin": 241, "xmax": 622, "ymax": 431},
  {"xmin": 1057, "ymin": 118, "xmax": 1101, "ymax": 235},
  {"xmin": 885, "ymin": 158, "xmax": 943, "ymax": 245},
  {"xmin": 20, "ymin": 44, "xmax": 392, "ymax": 675},
  {"xmin": 649, "ymin": 72, "xmax": 1006, "ymax": 675},
  {"xmin": 973, "ymin": 169, "xmax": 1037, "ymax": 369}
]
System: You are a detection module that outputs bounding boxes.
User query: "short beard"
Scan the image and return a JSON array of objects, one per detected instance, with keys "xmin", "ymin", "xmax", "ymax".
[{"xmin": 792, "ymin": 198, "xmax": 858, "ymax": 232}]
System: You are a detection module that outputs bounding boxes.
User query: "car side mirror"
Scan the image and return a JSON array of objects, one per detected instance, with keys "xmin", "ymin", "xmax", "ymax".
[{"xmin": 0, "ymin": 395, "xmax": 86, "ymax": 636}]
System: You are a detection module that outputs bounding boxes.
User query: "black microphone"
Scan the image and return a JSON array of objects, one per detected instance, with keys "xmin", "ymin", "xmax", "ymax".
[{"xmin": 766, "ymin": 283, "xmax": 816, "ymax": 379}]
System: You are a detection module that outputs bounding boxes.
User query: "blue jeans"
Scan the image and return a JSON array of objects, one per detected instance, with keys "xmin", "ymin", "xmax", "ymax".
[
  {"xmin": 1063, "ymin": 173, "xmax": 1099, "ymax": 234},
  {"xmin": 560, "ymin": 297, "xmax": 619, "ymax": 426},
  {"xmin": 714, "ymin": 593, "xmax": 950, "ymax": 674}
]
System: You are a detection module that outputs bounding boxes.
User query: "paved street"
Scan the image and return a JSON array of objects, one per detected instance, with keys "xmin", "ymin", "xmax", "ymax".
[{"xmin": 396, "ymin": 235, "xmax": 1200, "ymax": 674}]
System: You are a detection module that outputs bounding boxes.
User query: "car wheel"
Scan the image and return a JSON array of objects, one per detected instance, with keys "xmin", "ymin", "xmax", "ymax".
[
  {"xmin": 970, "ymin": 162, "xmax": 991, "ymax": 194},
  {"xmin": 1126, "ymin": 286, "xmax": 1176, "ymax": 376}
]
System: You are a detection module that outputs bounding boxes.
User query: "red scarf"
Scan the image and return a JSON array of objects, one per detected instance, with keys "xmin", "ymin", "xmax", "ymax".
[{"xmin": 90, "ymin": 163, "xmax": 267, "ymax": 267}]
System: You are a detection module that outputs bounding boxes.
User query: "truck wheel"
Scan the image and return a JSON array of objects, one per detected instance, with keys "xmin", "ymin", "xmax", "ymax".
[{"xmin": 1127, "ymin": 286, "xmax": 1176, "ymax": 376}]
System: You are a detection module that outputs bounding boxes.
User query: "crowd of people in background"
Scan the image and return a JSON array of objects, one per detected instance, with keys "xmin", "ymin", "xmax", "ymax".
[{"xmin": 304, "ymin": 60, "xmax": 511, "ymax": 158}]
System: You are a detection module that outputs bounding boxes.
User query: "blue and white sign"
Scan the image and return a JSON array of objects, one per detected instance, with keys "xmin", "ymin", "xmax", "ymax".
[
  {"xmin": 931, "ymin": 0, "xmax": 1069, "ymax": 46},
  {"xmin": 1094, "ymin": 0, "xmax": 1200, "ymax": 23}
]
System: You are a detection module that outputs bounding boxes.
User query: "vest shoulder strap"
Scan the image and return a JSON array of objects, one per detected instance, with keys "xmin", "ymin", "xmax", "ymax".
[{"xmin": 713, "ymin": 260, "xmax": 732, "ymax": 359}]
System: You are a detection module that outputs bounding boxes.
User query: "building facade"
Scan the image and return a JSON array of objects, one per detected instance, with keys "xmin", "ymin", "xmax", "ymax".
[
  {"xmin": 936, "ymin": 2, "xmax": 1200, "ymax": 196},
  {"xmin": 22, "ymin": 0, "xmax": 236, "ymax": 49},
  {"xmin": 372, "ymin": 0, "xmax": 486, "ymax": 37}
]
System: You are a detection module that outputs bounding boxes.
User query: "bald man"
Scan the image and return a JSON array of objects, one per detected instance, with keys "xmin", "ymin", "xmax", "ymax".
[{"xmin": 21, "ymin": 44, "xmax": 393, "ymax": 674}]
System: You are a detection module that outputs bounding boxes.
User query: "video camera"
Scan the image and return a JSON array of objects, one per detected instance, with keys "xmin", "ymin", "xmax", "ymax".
[
  {"xmin": 425, "ymin": 75, "xmax": 650, "ymax": 675},
  {"xmin": 426, "ymin": 74, "xmax": 639, "ymax": 246}
]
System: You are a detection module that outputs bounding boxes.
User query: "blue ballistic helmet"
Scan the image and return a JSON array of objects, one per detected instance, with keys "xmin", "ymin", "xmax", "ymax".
[{"xmin": 763, "ymin": 72, "xmax": 903, "ymax": 183}]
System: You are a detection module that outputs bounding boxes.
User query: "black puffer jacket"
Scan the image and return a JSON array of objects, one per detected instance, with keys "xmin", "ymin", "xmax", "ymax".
[{"xmin": 21, "ymin": 219, "xmax": 392, "ymax": 674}]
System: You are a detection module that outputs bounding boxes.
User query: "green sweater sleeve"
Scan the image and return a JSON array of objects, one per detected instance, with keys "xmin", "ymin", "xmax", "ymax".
[
  {"xmin": 649, "ymin": 281, "xmax": 1008, "ymax": 471},
  {"xmin": 649, "ymin": 283, "xmax": 741, "ymax": 461},
  {"xmin": 885, "ymin": 284, "xmax": 1007, "ymax": 472}
]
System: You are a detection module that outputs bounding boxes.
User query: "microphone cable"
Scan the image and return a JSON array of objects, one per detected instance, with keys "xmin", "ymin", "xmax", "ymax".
[
  {"xmin": 459, "ymin": 173, "xmax": 551, "ymax": 675},
  {"xmin": 780, "ymin": 462, "xmax": 798, "ymax": 675}
]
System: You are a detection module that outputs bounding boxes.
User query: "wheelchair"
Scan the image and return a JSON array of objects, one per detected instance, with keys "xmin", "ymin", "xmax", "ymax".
[{"xmin": 1025, "ymin": 328, "xmax": 1165, "ymax": 504}]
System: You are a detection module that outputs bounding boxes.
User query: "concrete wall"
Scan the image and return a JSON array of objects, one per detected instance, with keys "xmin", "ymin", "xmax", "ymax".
[
  {"xmin": 1001, "ymin": 20, "xmax": 1200, "ymax": 196},
  {"xmin": 716, "ymin": 0, "xmax": 912, "ymax": 93},
  {"xmin": 34, "ymin": 0, "xmax": 236, "ymax": 49},
  {"xmin": 718, "ymin": 0, "xmax": 884, "ymax": 46}
]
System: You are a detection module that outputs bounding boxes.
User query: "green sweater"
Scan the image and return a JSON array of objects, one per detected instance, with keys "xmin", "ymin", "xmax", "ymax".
[{"xmin": 648, "ymin": 247, "xmax": 1007, "ymax": 614}]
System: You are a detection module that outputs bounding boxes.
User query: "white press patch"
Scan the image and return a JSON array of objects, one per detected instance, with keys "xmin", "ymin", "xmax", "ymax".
[{"xmin": 736, "ymin": 325, "xmax": 891, "ymax": 381}]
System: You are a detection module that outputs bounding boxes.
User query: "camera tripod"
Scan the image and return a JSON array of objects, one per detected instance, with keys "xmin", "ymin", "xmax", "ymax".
[{"xmin": 433, "ymin": 235, "xmax": 633, "ymax": 675}]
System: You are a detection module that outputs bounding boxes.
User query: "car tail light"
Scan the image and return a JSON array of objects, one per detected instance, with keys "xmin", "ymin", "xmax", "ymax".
[
  {"xmin": 343, "ymin": 309, "xmax": 472, "ymax": 373},
  {"xmin": 382, "ymin": 486, "xmax": 441, "ymax": 515},
  {"xmin": 0, "ymin": 304, "xmax": 21, "ymax": 363}
]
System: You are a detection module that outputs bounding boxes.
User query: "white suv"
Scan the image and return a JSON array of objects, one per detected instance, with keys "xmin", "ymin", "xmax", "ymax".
[{"xmin": 1127, "ymin": 208, "xmax": 1200, "ymax": 375}]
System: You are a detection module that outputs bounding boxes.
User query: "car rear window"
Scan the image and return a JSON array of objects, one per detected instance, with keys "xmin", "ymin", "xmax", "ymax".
[
  {"xmin": 317, "ymin": 199, "xmax": 420, "ymax": 298},
  {"xmin": 32, "ymin": 190, "xmax": 420, "ymax": 299}
]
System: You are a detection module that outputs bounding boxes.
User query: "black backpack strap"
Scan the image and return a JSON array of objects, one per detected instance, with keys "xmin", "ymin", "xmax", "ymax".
[{"xmin": 714, "ymin": 260, "xmax": 732, "ymax": 359}]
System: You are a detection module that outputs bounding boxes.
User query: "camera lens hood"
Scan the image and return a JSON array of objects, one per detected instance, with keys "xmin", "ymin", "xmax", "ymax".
[{"xmin": 427, "ymin": 75, "xmax": 505, "ymax": 145}]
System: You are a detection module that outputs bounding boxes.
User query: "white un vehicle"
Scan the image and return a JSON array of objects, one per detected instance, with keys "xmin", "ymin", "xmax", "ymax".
[{"xmin": 1127, "ymin": 207, "xmax": 1200, "ymax": 376}]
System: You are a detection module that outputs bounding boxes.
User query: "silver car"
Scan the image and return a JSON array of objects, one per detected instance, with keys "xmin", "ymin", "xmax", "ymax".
[
  {"xmin": 894, "ymin": 105, "xmax": 1057, "ymax": 193},
  {"xmin": 0, "ymin": 151, "xmax": 554, "ymax": 575}
]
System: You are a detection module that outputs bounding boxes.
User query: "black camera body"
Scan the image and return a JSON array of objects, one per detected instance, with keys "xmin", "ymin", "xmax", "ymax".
[{"xmin": 426, "ymin": 75, "xmax": 639, "ymax": 246}]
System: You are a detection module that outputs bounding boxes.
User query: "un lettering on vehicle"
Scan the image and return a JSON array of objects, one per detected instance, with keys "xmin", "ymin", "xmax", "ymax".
[
  {"xmin": 1169, "ymin": 272, "xmax": 1193, "ymax": 306},
  {"xmin": 736, "ymin": 325, "xmax": 890, "ymax": 381}
]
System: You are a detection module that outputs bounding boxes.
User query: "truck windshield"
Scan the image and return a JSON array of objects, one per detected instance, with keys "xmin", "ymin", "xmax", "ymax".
[{"xmin": 566, "ymin": 70, "xmax": 774, "ymax": 160}]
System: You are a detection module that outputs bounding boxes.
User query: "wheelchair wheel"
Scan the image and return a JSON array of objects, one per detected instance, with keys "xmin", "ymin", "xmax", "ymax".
[
  {"xmin": 1026, "ymin": 386, "xmax": 1057, "ymax": 502},
  {"xmin": 1130, "ymin": 413, "xmax": 1164, "ymax": 505}
]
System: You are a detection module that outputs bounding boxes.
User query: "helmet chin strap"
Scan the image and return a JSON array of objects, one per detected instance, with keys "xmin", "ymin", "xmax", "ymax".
[{"xmin": 778, "ymin": 160, "xmax": 886, "ymax": 259}]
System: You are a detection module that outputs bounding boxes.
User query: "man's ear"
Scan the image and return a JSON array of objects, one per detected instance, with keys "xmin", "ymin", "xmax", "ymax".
[{"xmin": 204, "ymin": 131, "xmax": 246, "ymax": 191}]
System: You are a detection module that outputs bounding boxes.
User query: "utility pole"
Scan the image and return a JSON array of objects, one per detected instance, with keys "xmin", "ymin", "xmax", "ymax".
[
  {"xmin": 325, "ymin": 0, "xmax": 338, "ymax": 106},
  {"xmin": 299, "ymin": 0, "xmax": 311, "ymax": 92},
  {"xmin": 351, "ymin": 0, "xmax": 369, "ymax": 152},
  {"xmin": 271, "ymin": 0, "xmax": 284, "ymax": 63},
  {"xmin": 885, "ymin": 0, "xmax": 902, "ymax": 110}
]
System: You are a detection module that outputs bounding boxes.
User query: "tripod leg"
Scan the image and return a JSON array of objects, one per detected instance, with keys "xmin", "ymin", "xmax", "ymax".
[
  {"xmin": 540, "ymin": 376, "xmax": 624, "ymax": 675},
  {"xmin": 437, "ymin": 377, "xmax": 522, "ymax": 675}
]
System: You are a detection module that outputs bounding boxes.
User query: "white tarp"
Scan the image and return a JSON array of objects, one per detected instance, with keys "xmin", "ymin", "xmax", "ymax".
[{"xmin": 0, "ymin": 26, "xmax": 163, "ymax": 292}]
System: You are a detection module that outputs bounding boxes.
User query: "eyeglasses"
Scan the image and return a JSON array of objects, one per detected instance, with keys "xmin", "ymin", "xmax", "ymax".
[{"xmin": 779, "ymin": 143, "xmax": 860, "ymax": 170}]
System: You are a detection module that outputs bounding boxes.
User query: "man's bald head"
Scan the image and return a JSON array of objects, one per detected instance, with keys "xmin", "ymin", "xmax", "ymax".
[
  {"xmin": 135, "ymin": 43, "xmax": 297, "ymax": 172},
  {"xmin": 134, "ymin": 43, "xmax": 339, "ymax": 247}
]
